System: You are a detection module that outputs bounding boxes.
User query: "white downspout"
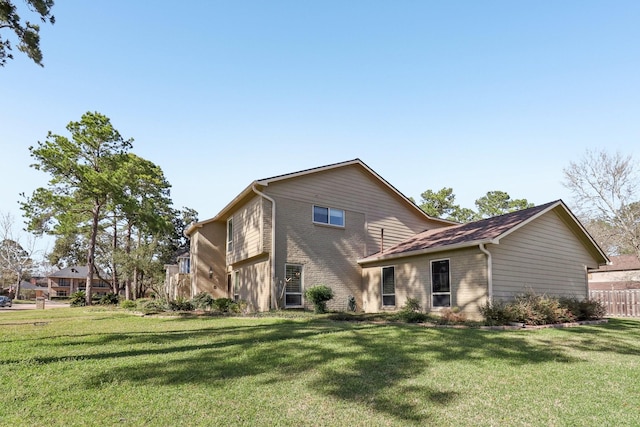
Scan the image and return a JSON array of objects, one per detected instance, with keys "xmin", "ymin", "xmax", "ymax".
[
  {"xmin": 252, "ymin": 184, "xmax": 277, "ymax": 309},
  {"xmin": 479, "ymin": 244, "xmax": 493, "ymax": 306}
]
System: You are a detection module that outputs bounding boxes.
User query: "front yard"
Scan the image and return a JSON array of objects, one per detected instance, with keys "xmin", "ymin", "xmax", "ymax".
[{"xmin": 1, "ymin": 308, "xmax": 638, "ymax": 426}]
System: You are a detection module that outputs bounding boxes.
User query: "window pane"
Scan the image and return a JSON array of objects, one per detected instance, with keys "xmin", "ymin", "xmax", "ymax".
[
  {"xmin": 285, "ymin": 264, "xmax": 302, "ymax": 293},
  {"xmin": 432, "ymin": 260, "xmax": 450, "ymax": 292},
  {"xmin": 329, "ymin": 209, "xmax": 344, "ymax": 226},
  {"xmin": 313, "ymin": 206, "xmax": 328, "ymax": 223},
  {"xmin": 383, "ymin": 295, "xmax": 396, "ymax": 306},
  {"xmin": 382, "ymin": 267, "xmax": 395, "ymax": 295},
  {"xmin": 433, "ymin": 294, "xmax": 451, "ymax": 307},
  {"xmin": 286, "ymin": 294, "xmax": 302, "ymax": 306}
]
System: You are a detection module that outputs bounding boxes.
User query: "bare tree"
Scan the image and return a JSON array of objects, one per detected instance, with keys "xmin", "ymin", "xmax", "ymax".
[
  {"xmin": 0, "ymin": 212, "xmax": 38, "ymax": 299},
  {"xmin": 563, "ymin": 149, "xmax": 640, "ymax": 258}
]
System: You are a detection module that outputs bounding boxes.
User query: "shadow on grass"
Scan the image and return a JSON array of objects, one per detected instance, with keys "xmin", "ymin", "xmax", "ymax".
[{"xmin": 4, "ymin": 316, "xmax": 639, "ymax": 423}]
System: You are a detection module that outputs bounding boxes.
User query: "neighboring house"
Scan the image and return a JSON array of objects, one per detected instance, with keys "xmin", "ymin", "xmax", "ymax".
[
  {"xmin": 589, "ymin": 255, "xmax": 640, "ymax": 290},
  {"xmin": 164, "ymin": 251, "xmax": 192, "ymax": 299},
  {"xmin": 186, "ymin": 159, "xmax": 608, "ymax": 319},
  {"xmin": 18, "ymin": 280, "xmax": 49, "ymax": 299},
  {"xmin": 47, "ymin": 266, "xmax": 111, "ymax": 298}
]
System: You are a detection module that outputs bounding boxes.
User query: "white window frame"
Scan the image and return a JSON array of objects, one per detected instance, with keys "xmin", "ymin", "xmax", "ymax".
[
  {"xmin": 431, "ymin": 259, "xmax": 451, "ymax": 308},
  {"xmin": 312, "ymin": 205, "xmax": 345, "ymax": 227},
  {"xmin": 284, "ymin": 263, "xmax": 303, "ymax": 307},
  {"xmin": 381, "ymin": 266, "xmax": 396, "ymax": 307},
  {"xmin": 234, "ymin": 270, "xmax": 240, "ymax": 301},
  {"xmin": 227, "ymin": 217, "xmax": 234, "ymax": 252}
]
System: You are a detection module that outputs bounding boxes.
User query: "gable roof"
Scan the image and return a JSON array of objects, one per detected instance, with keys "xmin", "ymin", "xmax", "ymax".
[
  {"xmin": 592, "ymin": 254, "xmax": 640, "ymax": 272},
  {"xmin": 47, "ymin": 266, "xmax": 110, "ymax": 280},
  {"xmin": 359, "ymin": 200, "xmax": 609, "ymax": 265},
  {"xmin": 186, "ymin": 158, "xmax": 455, "ymax": 235}
]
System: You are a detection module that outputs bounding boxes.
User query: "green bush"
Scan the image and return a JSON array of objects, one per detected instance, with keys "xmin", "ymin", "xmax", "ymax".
[
  {"xmin": 69, "ymin": 291, "xmax": 86, "ymax": 307},
  {"xmin": 480, "ymin": 300, "xmax": 517, "ymax": 325},
  {"xmin": 559, "ymin": 297, "xmax": 607, "ymax": 320},
  {"xmin": 168, "ymin": 297, "xmax": 194, "ymax": 311},
  {"xmin": 120, "ymin": 299, "xmax": 137, "ymax": 310},
  {"xmin": 99, "ymin": 293, "xmax": 119, "ymax": 305},
  {"xmin": 213, "ymin": 298, "xmax": 234, "ymax": 313},
  {"xmin": 136, "ymin": 299, "xmax": 167, "ymax": 315},
  {"xmin": 191, "ymin": 292, "xmax": 214, "ymax": 310},
  {"xmin": 304, "ymin": 285, "xmax": 334, "ymax": 313},
  {"xmin": 394, "ymin": 298, "xmax": 428, "ymax": 323}
]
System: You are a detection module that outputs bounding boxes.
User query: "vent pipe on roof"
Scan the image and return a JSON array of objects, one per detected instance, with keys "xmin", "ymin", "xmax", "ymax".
[{"xmin": 380, "ymin": 229, "xmax": 384, "ymax": 254}]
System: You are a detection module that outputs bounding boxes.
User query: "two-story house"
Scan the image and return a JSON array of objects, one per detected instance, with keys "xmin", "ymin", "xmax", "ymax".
[
  {"xmin": 47, "ymin": 266, "xmax": 111, "ymax": 298},
  {"xmin": 186, "ymin": 159, "xmax": 608, "ymax": 319}
]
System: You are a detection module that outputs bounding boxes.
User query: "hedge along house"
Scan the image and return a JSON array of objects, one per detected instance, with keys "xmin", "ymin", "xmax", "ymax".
[
  {"xmin": 185, "ymin": 159, "xmax": 454, "ymax": 312},
  {"xmin": 359, "ymin": 200, "xmax": 609, "ymax": 319}
]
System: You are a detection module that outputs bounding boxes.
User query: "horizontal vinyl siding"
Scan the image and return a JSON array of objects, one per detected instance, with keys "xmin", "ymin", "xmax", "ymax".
[
  {"xmin": 228, "ymin": 196, "xmax": 264, "ymax": 264},
  {"xmin": 361, "ymin": 248, "xmax": 488, "ymax": 320},
  {"xmin": 491, "ymin": 211, "xmax": 594, "ymax": 300},
  {"xmin": 264, "ymin": 164, "xmax": 444, "ymax": 257},
  {"xmin": 234, "ymin": 256, "xmax": 271, "ymax": 312},
  {"xmin": 191, "ymin": 221, "xmax": 227, "ymax": 299}
]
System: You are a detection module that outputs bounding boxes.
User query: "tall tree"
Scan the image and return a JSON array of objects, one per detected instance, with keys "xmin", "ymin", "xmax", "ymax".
[
  {"xmin": 563, "ymin": 149, "xmax": 640, "ymax": 258},
  {"xmin": 21, "ymin": 112, "xmax": 133, "ymax": 304},
  {"xmin": 475, "ymin": 191, "xmax": 534, "ymax": 219},
  {"xmin": 0, "ymin": 0, "xmax": 55, "ymax": 66},
  {"xmin": 0, "ymin": 212, "xmax": 36, "ymax": 299},
  {"xmin": 418, "ymin": 188, "xmax": 532, "ymax": 222}
]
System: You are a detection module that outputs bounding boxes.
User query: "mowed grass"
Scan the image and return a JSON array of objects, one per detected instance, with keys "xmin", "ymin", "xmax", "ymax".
[{"xmin": 1, "ymin": 309, "xmax": 639, "ymax": 426}]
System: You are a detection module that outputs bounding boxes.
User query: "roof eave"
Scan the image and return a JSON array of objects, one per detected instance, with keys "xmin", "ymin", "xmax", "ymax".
[{"xmin": 357, "ymin": 239, "xmax": 496, "ymax": 265}]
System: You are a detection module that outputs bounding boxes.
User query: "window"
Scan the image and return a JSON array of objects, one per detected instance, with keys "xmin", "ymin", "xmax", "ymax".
[
  {"xmin": 313, "ymin": 205, "xmax": 344, "ymax": 227},
  {"xmin": 179, "ymin": 257, "xmax": 190, "ymax": 274},
  {"xmin": 234, "ymin": 270, "xmax": 240, "ymax": 301},
  {"xmin": 381, "ymin": 266, "xmax": 395, "ymax": 306},
  {"xmin": 227, "ymin": 218, "xmax": 234, "ymax": 252},
  {"xmin": 431, "ymin": 259, "xmax": 451, "ymax": 307},
  {"xmin": 56, "ymin": 290, "xmax": 67, "ymax": 297},
  {"xmin": 284, "ymin": 264, "xmax": 303, "ymax": 307},
  {"xmin": 58, "ymin": 278, "xmax": 70, "ymax": 287}
]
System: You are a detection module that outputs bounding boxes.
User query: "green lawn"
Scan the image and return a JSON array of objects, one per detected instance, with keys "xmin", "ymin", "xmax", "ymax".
[{"xmin": 1, "ymin": 308, "xmax": 639, "ymax": 426}]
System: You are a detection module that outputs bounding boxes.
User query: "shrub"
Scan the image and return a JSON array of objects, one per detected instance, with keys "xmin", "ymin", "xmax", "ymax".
[
  {"xmin": 191, "ymin": 292, "xmax": 214, "ymax": 310},
  {"xmin": 395, "ymin": 298, "xmax": 428, "ymax": 323},
  {"xmin": 120, "ymin": 299, "xmax": 137, "ymax": 310},
  {"xmin": 213, "ymin": 298, "xmax": 234, "ymax": 313},
  {"xmin": 304, "ymin": 285, "xmax": 335, "ymax": 313},
  {"xmin": 559, "ymin": 297, "xmax": 606, "ymax": 320},
  {"xmin": 480, "ymin": 300, "xmax": 518, "ymax": 326},
  {"xmin": 168, "ymin": 297, "xmax": 194, "ymax": 311},
  {"xmin": 69, "ymin": 291, "xmax": 86, "ymax": 307},
  {"xmin": 99, "ymin": 293, "xmax": 119, "ymax": 305},
  {"xmin": 137, "ymin": 299, "xmax": 167, "ymax": 315},
  {"xmin": 439, "ymin": 307, "xmax": 466, "ymax": 324}
]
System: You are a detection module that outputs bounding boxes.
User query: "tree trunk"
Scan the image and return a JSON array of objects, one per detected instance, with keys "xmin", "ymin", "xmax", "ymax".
[
  {"xmin": 111, "ymin": 212, "xmax": 118, "ymax": 295},
  {"xmin": 125, "ymin": 222, "xmax": 132, "ymax": 300},
  {"xmin": 85, "ymin": 201, "xmax": 101, "ymax": 305},
  {"xmin": 14, "ymin": 270, "xmax": 21, "ymax": 300}
]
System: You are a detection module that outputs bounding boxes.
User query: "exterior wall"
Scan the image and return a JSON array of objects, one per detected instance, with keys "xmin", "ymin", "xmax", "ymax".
[
  {"xmin": 263, "ymin": 164, "xmax": 444, "ymax": 258},
  {"xmin": 361, "ymin": 247, "xmax": 488, "ymax": 320},
  {"xmin": 190, "ymin": 221, "xmax": 227, "ymax": 299},
  {"xmin": 231, "ymin": 255, "xmax": 271, "ymax": 311},
  {"xmin": 490, "ymin": 211, "xmax": 596, "ymax": 300},
  {"xmin": 47, "ymin": 277, "xmax": 110, "ymax": 297},
  {"xmin": 227, "ymin": 195, "xmax": 266, "ymax": 265},
  {"xmin": 270, "ymin": 196, "xmax": 366, "ymax": 311}
]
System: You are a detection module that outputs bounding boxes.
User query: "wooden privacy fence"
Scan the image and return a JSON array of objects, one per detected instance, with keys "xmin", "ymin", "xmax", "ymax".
[{"xmin": 590, "ymin": 289, "xmax": 640, "ymax": 317}]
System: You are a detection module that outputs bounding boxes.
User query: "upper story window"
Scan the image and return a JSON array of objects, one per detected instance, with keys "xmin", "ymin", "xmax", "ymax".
[
  {"xmin": 313, "ymin": 205, "xmax": 345, "ymax": 227},
  {"xmin": 58, "ymin": 278, "xmax": 70, "ymax": 287},
  {"xmin": 227, "ymin": 218, "xmax": 234, "ymax": 252},
  {"xmin": 178, "ymin": 257, "xmax": 190, "ymax": 274}
]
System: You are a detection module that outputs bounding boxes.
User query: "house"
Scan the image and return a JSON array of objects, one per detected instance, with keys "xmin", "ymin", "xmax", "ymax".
[
  {"xmin": 589, "ymin": 255, "xmax": 640, "ymax": 290},
  {"xmin": 17, "ymin": 280, "xmax": 49, "ymax": 299},
  {"xmin": 47, "ymin": 266, "xmax": 111, "ymax": 298},
  {"xmin": 186, "ymin": 159, "xmax": 608, "ymax": 319},
  {"xmin": 164, "ymin": 251, "xmax": 192, "ymax": 299},
  {"xmin": 359, "ymin": 200, "xmax": 609, "ymax": 318}
]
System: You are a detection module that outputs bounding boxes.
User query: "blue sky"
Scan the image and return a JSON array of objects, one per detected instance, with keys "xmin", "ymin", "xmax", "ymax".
[{"xmin": 1, "ymin": 1, "xmax": 639, "ymax": 256}]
